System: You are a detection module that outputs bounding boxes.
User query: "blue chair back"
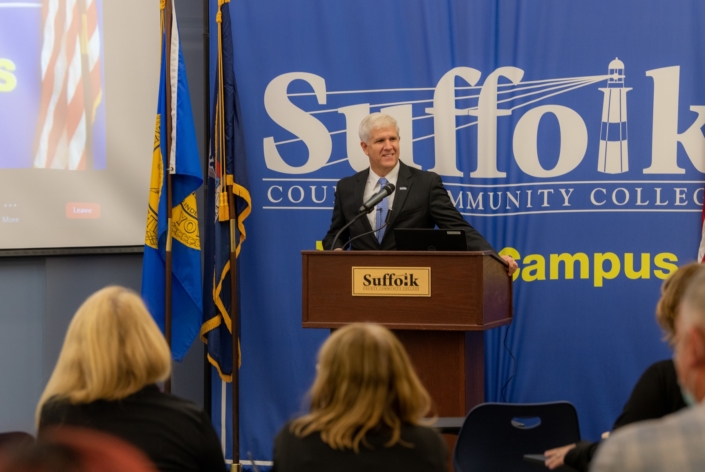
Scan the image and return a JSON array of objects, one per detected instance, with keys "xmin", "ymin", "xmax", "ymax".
[{"xmin": 453, "ymin": 402, "xmax": 581, "ymax": 472}]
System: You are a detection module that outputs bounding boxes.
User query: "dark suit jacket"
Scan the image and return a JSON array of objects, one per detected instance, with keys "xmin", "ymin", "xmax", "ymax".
[
  {"xmin": 323, "ymin": 161, "xmax": 494, "ymax": 251},
  {"xmin": 564, "ymin": 359, "xmax": 686, "ymax": 471},
  {"xmin": 39, "ymin": 385, "xmax": 227, "ymax": 472},
  {"xmin": 272, "ymin": 421, "xmax": 448, "ymax": 472}
]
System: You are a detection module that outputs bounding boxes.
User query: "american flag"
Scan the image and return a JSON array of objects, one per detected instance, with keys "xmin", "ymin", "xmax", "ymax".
[{"xmin": 33, "ymin": 0, "xmax": 102, "ymax": 170}]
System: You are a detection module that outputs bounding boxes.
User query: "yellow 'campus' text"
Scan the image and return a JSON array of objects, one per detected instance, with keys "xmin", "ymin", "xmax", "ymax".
[
  {"xmin": 499, "ymin": 247, "xmax": 678, "ymax": 287},
  {"xmin": 0, "ymin": 59, "xmax": 17, "ymax": 92}
]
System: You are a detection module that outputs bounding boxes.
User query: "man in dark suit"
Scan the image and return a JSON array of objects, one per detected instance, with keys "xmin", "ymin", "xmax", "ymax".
[{"xmin": 323, "ymin": 113, "xmax": 518, "ymax": 275}]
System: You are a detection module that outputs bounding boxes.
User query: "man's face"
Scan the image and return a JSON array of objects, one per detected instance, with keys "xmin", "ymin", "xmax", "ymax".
[{"xmin": 361, "ymin": 126, "xmax": 400, "ymax": 176}]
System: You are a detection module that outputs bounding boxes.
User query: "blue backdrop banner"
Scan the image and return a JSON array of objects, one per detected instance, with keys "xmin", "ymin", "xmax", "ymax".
[{"xmin": 209, "ymin": 0, "xmax": 705, "ymax": 465}]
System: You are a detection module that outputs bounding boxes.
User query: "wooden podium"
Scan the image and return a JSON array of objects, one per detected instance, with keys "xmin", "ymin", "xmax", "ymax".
[{"xmin": 301, "ymin": 250, "xmax": 512, "ymax": 420}]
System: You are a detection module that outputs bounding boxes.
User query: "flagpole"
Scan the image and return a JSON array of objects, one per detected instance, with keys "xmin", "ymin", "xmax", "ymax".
[
  {"xmin": 163, "ymin": 0, "xmax": 175, "ymax": 395},
  {"xmin": 209, "ymin": 1, "xmax": 246, "ymax": 467},
  {"xmin": 202, "ymin": 0, "xmax": 212, "ymax": 420},
  {"xmin": 228, "ymin": 179, "xmax": 242, "ymax": 471}
]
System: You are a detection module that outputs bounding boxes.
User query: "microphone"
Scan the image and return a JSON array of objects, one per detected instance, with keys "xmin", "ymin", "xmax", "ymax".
[
  {"xmin": 359, "ymin": 183, "xmax": 395, "ymax": 213},
  {"xmin": 330, "ymin": 184, "xmax": 395, "ymax": 250},
  {"xmin": 343, "ymin": 208, "xmax": 393, "ymax": 250}
]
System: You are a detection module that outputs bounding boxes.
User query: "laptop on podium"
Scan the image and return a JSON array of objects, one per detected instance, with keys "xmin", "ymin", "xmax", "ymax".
[{"xmin": 394, "ymin": 228, "xmax": 467, "ymax": 251}]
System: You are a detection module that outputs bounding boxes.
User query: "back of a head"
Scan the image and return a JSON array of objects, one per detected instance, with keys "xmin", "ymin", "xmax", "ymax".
[
  {"xmin": 656, "ymin": 263, "xmax": 705, "ymax": 342},
  {"xmin": 36, "ymin": 286, "xmax": 171, "ymax": 420},
  {"xmin": 0, "ymin": 427, "xmax": 158, "ymax": 472},
  {"xmin": 292, "ymin": 323, "xmax": 431, "ymax": 451},
  {"xmin": 0, "ymin": 442, "xmax": 81, "ymax": 472},
  {"xmin": 680, "ymin": 269, "xmax": 705, "ymax": 330}
]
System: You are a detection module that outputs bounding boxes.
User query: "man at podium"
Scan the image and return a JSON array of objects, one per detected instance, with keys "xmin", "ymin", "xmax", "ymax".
[{"xmin": 322, "ymin": 113, "xmax": 517, "ymax": 276}]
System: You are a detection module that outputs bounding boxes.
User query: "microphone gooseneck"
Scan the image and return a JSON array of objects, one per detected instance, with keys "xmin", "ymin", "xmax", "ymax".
[
  {"xmin": 343, "ymin": 207, "xmax": 393, "ymax": 250},
  {"xmin": 330, "ymin": 183, "xmax": 396, "ymax": 251},
  {"xmin": 330, "ymin": 212, "xmax": 366, "ymax": 251},
  {"xmin": 359, "ymin": 183, "xmax": 395, "ymax": 213}
]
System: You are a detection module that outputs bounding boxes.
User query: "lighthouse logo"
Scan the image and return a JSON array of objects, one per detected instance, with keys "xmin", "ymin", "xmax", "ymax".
[{"xmin": 598, "ymin": 58, "xmax": 630, "ymax": 174}]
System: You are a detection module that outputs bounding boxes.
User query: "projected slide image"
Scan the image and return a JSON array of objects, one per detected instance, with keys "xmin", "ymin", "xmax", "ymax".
[
  {"xmin": 0, "ymin": 0, "xmax": 106, "ymax": 171},
  {"xmin": 0, "ymin": 0, "xmax": 159, "ymax": 250}
]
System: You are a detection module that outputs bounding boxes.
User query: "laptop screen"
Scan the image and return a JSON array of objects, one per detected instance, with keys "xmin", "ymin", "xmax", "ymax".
[{"xmin": 394, "ymin": 229, "xmax": 468, "ymax": 251}]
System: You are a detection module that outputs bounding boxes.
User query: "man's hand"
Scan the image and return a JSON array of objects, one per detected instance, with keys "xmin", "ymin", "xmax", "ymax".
[
  {"xmin": 544, "ymin": 444, "xmax": 576, "ymax": 470},
  {"xmin": 501, "ymin": 255, "xmax": 518, "ymax": 276}
]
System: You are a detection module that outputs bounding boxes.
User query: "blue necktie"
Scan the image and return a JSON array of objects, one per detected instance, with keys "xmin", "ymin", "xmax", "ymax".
[{"xmin": 376, "ymin": 177, "xmax": 388, "ymax": 243}]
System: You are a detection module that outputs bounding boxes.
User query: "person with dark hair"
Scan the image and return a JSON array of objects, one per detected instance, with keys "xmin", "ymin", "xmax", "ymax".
[
  {"xmin": 591, "ymin": 267, "xmax": 705, "ymax": 471},
  {"xmin": 36, "ymin": 286, "xmax": 227, "ymax": 472},
  {"xmin": 0, "ymin": 427, "xmax": 157, "ymax": 472},
  {"xmin": 272, "ymin": 323, "xmax": 447, "ymax": 472},
  {"xmin": 545, "ymin": 263, "xmax": 705, "ymax": 471}
]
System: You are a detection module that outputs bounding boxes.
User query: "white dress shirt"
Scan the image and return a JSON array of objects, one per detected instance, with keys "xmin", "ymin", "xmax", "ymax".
[{"xmin": 364, "ymin": 161, "xmax": 400, "ymax": 231}]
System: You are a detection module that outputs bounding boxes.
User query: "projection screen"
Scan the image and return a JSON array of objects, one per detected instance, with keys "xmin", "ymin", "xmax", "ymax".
[{"xmin": 0, "ymin": 0, "xmax": 161, "ymax": 250}]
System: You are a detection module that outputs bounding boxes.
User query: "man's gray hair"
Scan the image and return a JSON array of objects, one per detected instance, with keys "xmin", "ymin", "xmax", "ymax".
[
  {"xmin": 358, "ymin": 113, "xmax": 399, "ymax": 144},
  {"xmin": 681, "ymin": 269, "xmax": 705, "ymax": 328}
]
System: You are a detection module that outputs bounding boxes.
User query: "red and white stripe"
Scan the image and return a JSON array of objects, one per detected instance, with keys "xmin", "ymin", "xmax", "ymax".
[
  {"xmin": 34, "ymin": 0, "xmax": 102, "ymax": 170},
  {"xmin": 85, "ymin": 0, "xmax": 101, "ymax": 124}
]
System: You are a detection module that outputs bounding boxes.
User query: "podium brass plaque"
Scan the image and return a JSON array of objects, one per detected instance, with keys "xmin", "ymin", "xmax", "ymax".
[{"xmin": 351, "ymin": 266, "xmax": 431, "ymax": 297}]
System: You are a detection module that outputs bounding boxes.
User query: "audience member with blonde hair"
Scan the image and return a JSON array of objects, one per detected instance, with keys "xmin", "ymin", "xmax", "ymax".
[
  {"xmin": 271, "ymin": 322, "xmax": 447, "ymax": 472},
  {"xmin": 36, "ymin": 286, "xmax": 226, "ymax": 472},
  {"xmin": 545, "ymin": 263, "xmax": 705, "ymax": 471}
]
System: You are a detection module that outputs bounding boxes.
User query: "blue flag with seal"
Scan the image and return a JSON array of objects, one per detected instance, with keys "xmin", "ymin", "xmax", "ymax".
[
  {"xmin": 201, "ymin": 0, "xmax": 252, "ymax": 381},
  {"xmin": 141, "ymin": 1, "xmax": 203, "ymax": 362}
]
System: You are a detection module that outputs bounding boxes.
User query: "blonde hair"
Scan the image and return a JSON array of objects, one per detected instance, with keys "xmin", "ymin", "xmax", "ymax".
[
  {"xmin": 290, "ymin": 323, "xmax": 432, "ymax": 452},
  {"xmin": 656, "ymin": 263, "xmax": 705, "ymax": 344},
  {"xmin": 36, "ymin": 286, "xmax": 171, "ymax": 424}
]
